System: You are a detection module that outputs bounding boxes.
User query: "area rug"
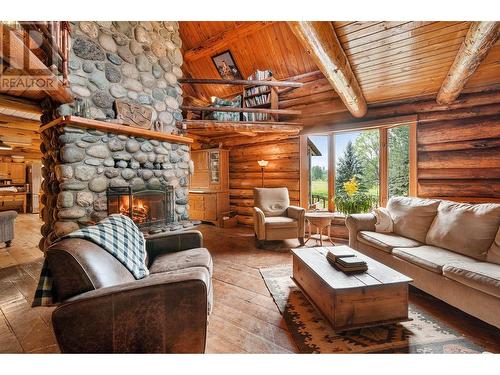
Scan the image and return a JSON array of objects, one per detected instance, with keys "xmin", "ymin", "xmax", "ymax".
[{"xmin": 260, "ymin": 264, "xmax": 485, "ymax": 354}]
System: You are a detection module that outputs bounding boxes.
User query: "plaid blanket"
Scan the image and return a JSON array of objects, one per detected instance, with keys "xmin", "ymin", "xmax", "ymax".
[{"xmin": 32, "ymin": 214, "xmax": 148, "ymax": 307}]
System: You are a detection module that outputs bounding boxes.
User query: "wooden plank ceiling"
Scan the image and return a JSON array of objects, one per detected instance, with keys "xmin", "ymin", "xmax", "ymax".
[{"xmin": 179, "ymin": 21, "xmax": 500, "ymax": 121}]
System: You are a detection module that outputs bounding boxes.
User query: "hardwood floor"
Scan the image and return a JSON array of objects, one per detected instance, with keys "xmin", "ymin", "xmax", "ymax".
[{"xmin": 0, "ymin": 214, "xmax": 499, "ymax": 353}]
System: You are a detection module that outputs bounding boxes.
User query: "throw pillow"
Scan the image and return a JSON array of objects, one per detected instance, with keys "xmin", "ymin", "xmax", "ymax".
[{"xmin": 373, "ymin": 207, "xmax": 393, "ymax": 233}]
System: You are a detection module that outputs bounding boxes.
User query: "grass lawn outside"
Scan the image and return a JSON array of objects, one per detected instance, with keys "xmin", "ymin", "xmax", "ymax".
[{"xmin": 311, "ymin": 179, "xmax": 328, "ymax": 208}]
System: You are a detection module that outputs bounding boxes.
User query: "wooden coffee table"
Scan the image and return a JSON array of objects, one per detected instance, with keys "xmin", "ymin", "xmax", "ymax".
[{"xmin": 291, "ymin": 245, "xmax": 413, "ymax": 332}]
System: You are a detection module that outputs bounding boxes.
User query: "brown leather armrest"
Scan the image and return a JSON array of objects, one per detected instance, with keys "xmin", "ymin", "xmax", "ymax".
[
  {"xmin": 146, "ymin": 230, "xmax": 203, "ymax": 261},
  {"xmin": 52, "ymin": 268, "xmax": 209, "ymax": 353}
]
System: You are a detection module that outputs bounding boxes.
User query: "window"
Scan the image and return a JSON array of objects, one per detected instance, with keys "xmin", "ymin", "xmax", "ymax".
[
  {"xmin": 305, "ymin": 122, "xmax": 416, "ymax": 212},
  {"xmin": 308, "ymin": 136, "xmax": 328, "ymax": 210},
  {"xmin": 388, "ymin": 125, "xmax": 410, "ymax": 198}
]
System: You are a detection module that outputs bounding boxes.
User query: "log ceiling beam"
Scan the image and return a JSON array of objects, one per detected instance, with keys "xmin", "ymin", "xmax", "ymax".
[
  {"xmin": 437, "ymin": 22, "xmax": 500, "ymax": 105},
  {"xmin": 287, "ymin": 21, "xmax": 367, "ymax": 118},
  {"xmin": 183, "ymin": 22, "xmax": 275, "ymax": 63}
]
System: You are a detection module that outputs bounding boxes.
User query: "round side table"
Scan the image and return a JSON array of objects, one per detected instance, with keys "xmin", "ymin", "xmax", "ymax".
[{"xmin": 305, "ymin": 211, "xmax": 335, "ymax": 246}]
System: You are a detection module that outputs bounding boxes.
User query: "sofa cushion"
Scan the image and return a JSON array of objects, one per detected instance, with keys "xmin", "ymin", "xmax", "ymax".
[
  {"xmin": 425, "ymin": 201, "xmax": 500, "ymax": 261},
  {"xmin": 393, "ymin": 245, "xmax": 478, "ymax": 274},
  {"xmin": 149, "ymin": 248, "xmax": 213, "ymax": 276},
  {"xmin": 486, "ymin": 227, "xmax": 500, "ymax": 265},
  {"xmin": 265, "ymin": 216, "xmax": 297, "ymax": 229},
  {"xmin": 387, "ymin": 197, "xmax": 440, "ymax": 243},
  {"xmin": 357, "ymin": 231, "xmax": 421, "ymax": 253},
  {"xmin": 254, "ymin": 187, "xmax": 290, "ymax": 217},
  {"xmin": 443, "ymin": 262, "xmax": 500, "ymax": 298}
]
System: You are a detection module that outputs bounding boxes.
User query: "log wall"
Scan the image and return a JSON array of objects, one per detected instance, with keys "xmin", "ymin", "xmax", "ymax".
[
  {"xmin": 417, "ymin": 112, "xmax": 500, "ymax": 202},
  {"xmin": 229, "ymin": 138, "xmax": 301, "ymax": 225}
]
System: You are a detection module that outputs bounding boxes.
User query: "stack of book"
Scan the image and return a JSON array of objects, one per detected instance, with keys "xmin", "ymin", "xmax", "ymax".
[{"xmin": 326, "ymin": 248, "xmax": 368, "ymax": 273}]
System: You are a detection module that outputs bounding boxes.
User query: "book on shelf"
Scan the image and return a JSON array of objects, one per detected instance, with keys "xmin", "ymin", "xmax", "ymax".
[{"xmin": 243, "ymin": 69, "xmax": 273, "ymax": 122}]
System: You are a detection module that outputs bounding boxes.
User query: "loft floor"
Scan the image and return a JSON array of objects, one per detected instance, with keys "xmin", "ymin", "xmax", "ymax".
[{"xmin": 0, "ymin": 214, "xmax": 499, "ymax": 353}]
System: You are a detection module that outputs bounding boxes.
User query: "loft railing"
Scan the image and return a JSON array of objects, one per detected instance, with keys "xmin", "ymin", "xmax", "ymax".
[{"xmin": 7, "ymin": 21, "xmax": 70, "ymax": 86}]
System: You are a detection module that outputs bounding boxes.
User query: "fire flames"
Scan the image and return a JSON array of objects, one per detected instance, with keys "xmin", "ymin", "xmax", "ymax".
[{"xmin": 119, "ymin": 196, "xmax": 150, "ymax": 224}]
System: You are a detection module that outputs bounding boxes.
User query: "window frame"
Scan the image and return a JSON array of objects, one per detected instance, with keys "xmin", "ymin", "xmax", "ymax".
[{"xmin": 303, "ymin": 120, "xmax": 417, "ymax": 211}]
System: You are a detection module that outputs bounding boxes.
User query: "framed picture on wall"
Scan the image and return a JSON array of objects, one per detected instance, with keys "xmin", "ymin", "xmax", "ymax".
[{"xmin": 212, "ymin": 50, "xmax": 243, "ymax": 80}]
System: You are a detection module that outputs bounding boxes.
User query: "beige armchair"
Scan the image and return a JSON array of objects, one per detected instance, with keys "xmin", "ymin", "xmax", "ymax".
[{"xmin": 252, "ymin": 187, "xmax": 305, "ymax": 246}]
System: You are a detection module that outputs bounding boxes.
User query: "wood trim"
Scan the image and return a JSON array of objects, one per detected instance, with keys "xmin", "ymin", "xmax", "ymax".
[
  {"xmin": 287, "ymin": 21, "xmax": 367, "ymax": 118},
  {"xmin": 183, "ymin": 22, "xmax": 275, "ymax": 63},
  {"xmin": 179, "ymin": 120, "xmax": 302, "ymax": 134},
  {"xmin": 179, "ymin": 78, "xmax": 303, "ymax": 88},
  {"xmin": 40, "ymin": 116, "xmax": 193, "ymax": 144},
  {"xmin": 379, "ymin": 128, "xmax": 388, "ymax": 207},
  {"xmin": 328, "ymin": 134, "xmax": 335, "ymax": 212},
  {"xmin": 409, "ymin": 121, "xmax": 418, "ymax": 197},
  {"xmin": 437, "ymin": 22, "xmax": 500, "ymax": 104},
  {"xmin": 301, "ymin": 114, "xmax": 418, "ymax": 135},
  {"xmin": 299, "ymin": 135, "xmax": 309, "ymax": 209}
]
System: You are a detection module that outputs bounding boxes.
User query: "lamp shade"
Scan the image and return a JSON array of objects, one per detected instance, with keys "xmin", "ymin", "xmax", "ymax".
[{"xmin": 257, "ymin": 160, "xmax": 269, "ymax": 167}]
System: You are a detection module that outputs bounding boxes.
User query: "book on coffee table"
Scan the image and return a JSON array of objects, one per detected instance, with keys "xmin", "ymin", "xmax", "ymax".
[
  {"xmin": 326, "ymin": 246, "xmax": 356, "ymax": 263},
  {"xmin": 334, "ymin": 258, "xmax": 368, "ymax": 273},
  {"xmin": 336, "ymin": 256, "xmax": 367, "ymax": 268}
]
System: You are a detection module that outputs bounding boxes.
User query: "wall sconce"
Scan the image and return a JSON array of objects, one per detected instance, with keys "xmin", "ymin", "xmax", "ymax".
[{"xmin": 257, "ymin": 160, "xmax": 268, "ymax": 187}]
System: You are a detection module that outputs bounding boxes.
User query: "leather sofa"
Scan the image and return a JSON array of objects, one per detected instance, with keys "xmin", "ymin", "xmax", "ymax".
[
  {"xmin": 46, "ymin": 230, "xmax": 212, "ymax": 353},
  {"xmin": 0, "ymin": 210, "xmax": 17, "ymax": 247},
  {"xmin": 346, "ymin": 197, "xmax": 500, "ymax": 329},
  {"xmin": 252, "ymin": 187, "xmax": 305, "ymax": 246}
]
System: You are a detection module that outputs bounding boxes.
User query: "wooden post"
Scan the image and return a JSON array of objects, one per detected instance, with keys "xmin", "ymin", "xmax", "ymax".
[
  {"xmin": 409, "ymin": 121, "xmax": 418, "ymax": 197},
  {"xmin": 299, "ymin": 135, "xmax": 309, "ymax": 209},
  {"xmin": 328, "ymin": 133, "xmax": 335, "ymax": 212},
  {"xmin": 379, "ymin": 128, "xmax": 388, "ymax": 207}
]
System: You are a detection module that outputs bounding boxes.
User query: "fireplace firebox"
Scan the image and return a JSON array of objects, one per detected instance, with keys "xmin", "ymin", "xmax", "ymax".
[{"xmin": 107, "ymin": 186, "xmax": 175, "ymax": 228}]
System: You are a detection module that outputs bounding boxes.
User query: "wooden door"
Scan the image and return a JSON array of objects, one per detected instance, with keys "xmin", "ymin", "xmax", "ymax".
[
  {"xmin": 0, "ymin": 163, "xmax": 8, "ymax": 179},
  {"xmin": 190, "ymin": 151, "xmax": 210, "ymax": 189},
  {"xmin": 204, "ymin": 194, "xmax": 217, "ymax": 221},
  {"xmin": 188, "ymin": 193, "xmax": 205, "ymax": 220}
]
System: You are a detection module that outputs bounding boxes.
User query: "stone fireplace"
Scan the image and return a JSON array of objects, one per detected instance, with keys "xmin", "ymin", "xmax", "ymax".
[
  {"xmin": 107, "ymin": 185, "xmax": 175, "ymax": 227},
  {"xmin": 38, "ymin": 21, "xmax": 192, "ymax": 251}
]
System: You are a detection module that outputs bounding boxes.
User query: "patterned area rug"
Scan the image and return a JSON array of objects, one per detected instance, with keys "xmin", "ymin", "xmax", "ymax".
[{"xmin": 260, "ymin": 265, "xmax": 485, "ymax": 354}]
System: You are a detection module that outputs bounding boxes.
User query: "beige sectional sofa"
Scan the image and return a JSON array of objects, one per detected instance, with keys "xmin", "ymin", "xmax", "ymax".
[{"xmin": 346, "ymin": 197, "xmax": 500, "ymax": 328}]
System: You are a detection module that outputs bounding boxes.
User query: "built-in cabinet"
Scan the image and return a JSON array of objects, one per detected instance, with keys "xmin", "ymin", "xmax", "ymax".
[
  {"xmin": 0, "ymin": 163, "xmax": 26, "ymax": 184},
  {"xmin": 189, "ymin": 148, "xmax": 230, "ymax": 226}
]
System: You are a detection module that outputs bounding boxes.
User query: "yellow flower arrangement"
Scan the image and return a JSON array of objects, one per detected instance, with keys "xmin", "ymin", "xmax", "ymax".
[{"xmin": 343, "ymin": 177, "xmax": 359, "ymax": 197}]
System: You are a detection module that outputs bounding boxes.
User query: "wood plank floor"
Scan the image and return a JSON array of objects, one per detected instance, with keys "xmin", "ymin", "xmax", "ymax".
[{"xmin": 0, "ymin": 214, "xmax": 499, "ymax": 353}]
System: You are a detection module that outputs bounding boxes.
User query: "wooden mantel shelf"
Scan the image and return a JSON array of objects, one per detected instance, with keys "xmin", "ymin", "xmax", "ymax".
[{"xmin": 40, "ymin": 116, "xmax": 194, "ymax": 144}]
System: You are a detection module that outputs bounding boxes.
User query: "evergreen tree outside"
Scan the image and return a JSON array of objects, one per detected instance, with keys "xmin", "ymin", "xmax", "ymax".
[
  {"xmin": 388, "ymin": 125, "xmax": 410, "ymax": 197},
  {"xmin": 335, "ymin": 140, "xmax": 363, "ymax": 193}
]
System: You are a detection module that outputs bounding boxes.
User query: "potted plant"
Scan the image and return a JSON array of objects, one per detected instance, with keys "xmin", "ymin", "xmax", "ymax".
[{"xmin": 334, "ymin": 177, "xmax": 375, "ymax": 215}]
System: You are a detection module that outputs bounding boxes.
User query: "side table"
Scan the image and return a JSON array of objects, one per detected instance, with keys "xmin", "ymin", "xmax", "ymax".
[{"xmin": 304, "ymin": 211, "xmax": 335, "ymax": 246}]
